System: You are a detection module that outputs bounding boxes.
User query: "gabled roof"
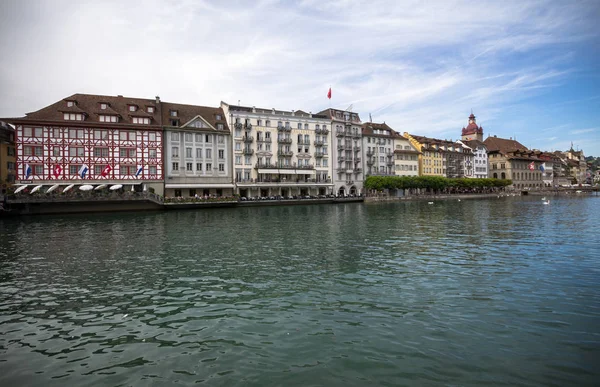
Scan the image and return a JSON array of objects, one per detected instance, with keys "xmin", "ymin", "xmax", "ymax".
[
  {"xmin": 483, "ymin": 135, "xmax": 527, "ymax": 154},
  {"xmin": 162, "ymin": 102, "xmax": 229, "ymax": 132},
  {"xmin": 462, "ymin": 139, "xmax": 487, "ymax": 149}
]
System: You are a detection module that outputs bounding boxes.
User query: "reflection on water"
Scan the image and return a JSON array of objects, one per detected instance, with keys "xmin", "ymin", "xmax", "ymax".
[{"xmin": 1, "ymin": 197, "xmax": 599, "ymax": 386}]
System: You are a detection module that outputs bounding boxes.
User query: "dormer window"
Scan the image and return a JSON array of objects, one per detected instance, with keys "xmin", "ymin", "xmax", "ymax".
[
  {"xmin": 63, "ymin": 113, "xmax": 84, "ymax": 121},
  {"xmin": 147, "ymin": 106, "xmax": 155, "ymax": 113},
  {"xmin": 170, "ymin": 119, "xmax": 179, "ymax": 127},
  {"xmin": 129, "ymin": 105, "xmax": 137, "ymax": 112},
  {"xmin": 170, "ymin": 110, "xmax": 178, "ymax": 117},
  {"xmin": 132, "ymin": 117, "xmax": 150, "ymax": 124},
  {"xmin": 216, "ymin": 114, "xmax": 222, "ymax": 120},
  {"xmin": 67, "ymin": 101, "xmax": 75, "ymax": 107},
  {"xmin": 100, "ymin": 103, "xmax": 107, "ymax": 110},
  {"xmin": 99, "ymin": 115, "xmax": 118, "ymax": 123}
]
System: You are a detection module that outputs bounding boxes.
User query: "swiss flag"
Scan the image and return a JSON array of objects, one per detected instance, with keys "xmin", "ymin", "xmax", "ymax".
[
  {"xmin": 327, "ymin": 87, "xmax": 332, "ymax": 99},
  {"xmin": 53, "ymin": 164, "xmax": 62, "ymax": 178},
  {"xmin": 528, "ymin": 162, "xmax": 535, "ymax": 171},
  {"xmin": 101, "ymin": 164, "xmax": 112, "ymax": 177}
]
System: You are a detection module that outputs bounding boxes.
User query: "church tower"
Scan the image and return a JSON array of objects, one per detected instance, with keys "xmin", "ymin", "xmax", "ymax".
[{"xmin": 461, "ymin": 111, "xmax": 483, "ymax": 141}]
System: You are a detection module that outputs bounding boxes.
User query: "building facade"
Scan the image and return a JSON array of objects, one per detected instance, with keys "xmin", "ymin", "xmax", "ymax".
[
  {"xmin": 405, "ymin": 134, "xmax": 473, "ymax": 178},
  {"xmin": 484, "ymin": 135, "xmax": 544, "ymax": 189},
  {"xmin": 8, "ymin": 94, "xmax": 164, "ymax": 194},
  {"xmin": 318, "ymin": 108, "xmax": 363, "ymax": 196},
  {"xmin": 362, "ymin": 122, "xmax": 395, "ymax": 177},
  {"xmin": 221, "ymin": 102, "xmax": 333, "ymax": 198},
  {"xmin": 459, "ymin": 112, "xmax": 488, "ymax": 178},
  {"xmin": 163, "ymin": 103, "xmax": 233, "ymax": 198},
  {"xmin": 0, "ymin": 121, "xmax": 16, "ymax": 193}
]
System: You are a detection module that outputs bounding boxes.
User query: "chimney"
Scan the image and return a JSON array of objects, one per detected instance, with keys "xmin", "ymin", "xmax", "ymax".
[
  {"xmin": 252, "ymin": 106, "xmax": 256, "ymax": 113},
  {"xmin": 117, "ymin": 95, "xmax": 123, "ymax": 97},
  {"xmin": 155, "ymin": 96, "xmax": 160, "ymax": 104}
]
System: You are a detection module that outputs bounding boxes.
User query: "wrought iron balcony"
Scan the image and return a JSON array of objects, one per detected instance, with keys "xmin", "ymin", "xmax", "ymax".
[
  {"xmin": 354, "ymin": 145, "xmax": 361, "ymax": 152},
  {"xmin": 278, "ymin": 137, "xmax": 292, "ymax": 144},
  {"xmin": 366, "ymin": 151, "xmax": 374, "ymax": 157},
  {"xmin": 234, "ymin": 122, "xmax": 243, "ymax": 130},
  {"xmin": 354, "ymin": 157, "xmax": 361, "ymax": 163},
  {"xmin": 386, "ymin": 160, "xmax": 394, "ymax": 166},
  {"xmin": 338, "ymin": 156, "xmax": 346, "ymax": 162},
  {"xmin": 243, "ymin": 148, "xmax": 254, "ymax": 155},
  {"xmin": 346, "ymin": 180, "xmax": 354, "ymax": 185},
  {"xmin": 277, "ymin": 125, "xmax": 291, "ymax": 132},
  {"xmin": 352, "ymin": 132, "xmax": 361, "ymax": 139},
  {"xmin": 278, "ymin": 151, "xmax": 293, "ymax": 157},
  {"xmin": 354, "ymin": 167, "xmax": 362, "ymax": 173},
  {"xmin": 243, "ymin": 135, "xmax": 254, "ymax": 143},
  {"xmin": 367, "ymin": 159, "xmax": 374, "ymax": 166},
  {"xmin": 298, "ymin": 140, "xmax": 310, "ymax": 145},
  {"xmin": 315, "ymin": 128, "xmax": 329, "ymax": 135},
  {"xmin": 314, "ymin": 152, "xmax": 326, "ymax": 158},
  {"xmin": 257, "ymin": 137, "xmax": 271, "ymax": 143},
  {"xmin": 245, "ymin": 123, "xmax": 253, "ymax": 130},
  {"xmin": 335, "ymin": 130, "xmax": 345, "ymax": 137},
  {"xmin": 314, "ymin": 140, "xmax": 325, "ymax": 146}
]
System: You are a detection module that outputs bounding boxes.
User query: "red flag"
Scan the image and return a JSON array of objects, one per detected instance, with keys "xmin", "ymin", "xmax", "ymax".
[
  {"xmin": 327, "ymin": 87, "xmax": 331, "ymax": 99},
  {"xmin": 528, "ymin": 162, "xmax": 535, "ymax": 171},
  {"xmin": 53, "ymin": 164, "xmax": 62, "ymax": 178},
  {"xmin": 101, "ymin": 164, "xmax": 112, "ymax": 177}
]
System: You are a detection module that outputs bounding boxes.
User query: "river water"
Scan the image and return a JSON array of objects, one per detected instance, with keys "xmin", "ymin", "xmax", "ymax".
[{"xmin": 1, "ymin": 196, "xmax": 599, "ymax": 386}]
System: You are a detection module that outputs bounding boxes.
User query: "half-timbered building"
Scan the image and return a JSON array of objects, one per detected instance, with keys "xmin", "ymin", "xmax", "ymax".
[{"xmin": 7, "ymin": 94, "xmax": 164, "ymax": 194}]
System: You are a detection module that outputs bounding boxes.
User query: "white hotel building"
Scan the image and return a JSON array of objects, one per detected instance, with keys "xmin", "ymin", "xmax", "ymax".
[{"xmin": 221, "ymin": 102, "xmax": 333, "ymax": 198}]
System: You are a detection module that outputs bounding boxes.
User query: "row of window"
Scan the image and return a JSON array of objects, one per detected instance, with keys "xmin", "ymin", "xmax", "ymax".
[
  {"xmin": 172, "ymin": 162, "xmax": 224, "ymax": 173},
  {"xmin": 171, "ymin": 133, "xmax": 224, "ymax": 143},
  {"xmin": 367, "ymin": 137, "xmax": 392, "ymax": 144},
  {"xmin": 172, "ymin": 148, "xmax": 224, "ymax": 159},
  {"xmin": 24, "ymin": 164, "xmax": 158, "ymax": 176},
  {"xmin": 395, "ymin": 165, "xmax": 418, "ymax": 171},
  {"xmin": 395, "ymin": 154, "xmax": 418, "ymax": 161},
  {"xmin": 21, "ymin": 127, "xmax": 158, "ymax": 141},
  {"xmin": 23, "ymin": 146, "xmax": 159, "ymax": 158},
  {"xmin": 235, "ymin": 118, "xmax": 328, "ymax": 130}
]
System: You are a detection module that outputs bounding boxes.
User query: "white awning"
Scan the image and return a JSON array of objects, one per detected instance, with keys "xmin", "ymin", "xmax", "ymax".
[{"xmin": 165, "ymin": 183, "xmax": 235, "ymax": 189}]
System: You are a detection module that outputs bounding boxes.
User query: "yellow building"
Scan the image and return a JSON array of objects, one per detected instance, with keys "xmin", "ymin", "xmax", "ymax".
[
  {"xmin": 0, "ymin": 121, "xmax": 16, "ymax": 194},
  {"xmin": 404, "ymin": 133, "xmax": 445, "ymax": 176}
]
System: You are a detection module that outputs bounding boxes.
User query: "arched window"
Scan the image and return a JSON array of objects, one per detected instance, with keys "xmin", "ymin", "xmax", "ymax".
[
  {"xmin": 493, "ymin": 173, "xmax": 498, "ymax": 178},
  {"xmin": 501, "ymin": 172, "xmax": 506, "ymax": 179}
]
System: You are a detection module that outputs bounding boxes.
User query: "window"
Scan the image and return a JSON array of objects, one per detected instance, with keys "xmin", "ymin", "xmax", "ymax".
[
  {"xmin": 305, "ymin": 124, "xmax": 309, "ymax": 130},
  {"xmin": 196, "ymin": 148, "xmax": 202, "ymax": 158},
  {"xmin": 94, "ymin": 165, "xmax": 103, "ymax": 175},
  {"xmin": 196, "ymin": 162, "xmax": 202, "ymax": 171},
  {"xmin": 100, "ymin": 103, "xmax": 107, "ymax": 110},
  {"xmin": 67, "ymin": 101, "xmax": 74, "ymax": 107},
  {"xmin": 171, "ymin": 119, "xmax": 178, "ymax": 127},
  {"xmin": 298, "ymin": 123, "xmax": 302, "ymax": 129},
  {"xmin": 129, "ymin": 105, "xmax": 136, "ymax": 112},
  {"xmin": 33, "ymin": 165, "xmax": 43, "ymax": 175},
  {"xmin": 69, "ymin": 165, "xmax": 80, "ymax": 175},
  {"xmin": 171, "ymin": 132, "xmax": 179, "ymax": 141},
  {"xmin": 64, "ymin": 113, "xmax": 84, "ymax": 121},
  {"xmin": 172, "ymin": 147, "xmax": 179, "ymax": 157},
  {"xmin": 186, "ymin": 148, "xmax": 192, "ymax": 158},
  {"xmin": 120, "ymin": 131, "xmax": 134, "ymax": 141},
  {"xmin": 170, "ymin": 110, "xmax": 178, "ymax": 117},
  {"xmin": 99, "ymin": 115, "xmax": 118, "ymax": 123},
  {"xmin": 205, "ymin": 134, "xmax": 212, "ymax": 143},
  {"xmin": 186, "ymin": 162, "xmax": 193, "ymax": 171},
  {"xmin": 149, "ymin": 166, "xmax": 157, "ymax": 175},
  {"xmin": 94, "ymin": 130, "xmax": 109, "ymax": 140},
  {"xmin": 266, "ymin": 120, "xmax": 270, "ymax": 127},
  {"xmin": 235, "ymin": 156, "xmax": 241, "ymax": 165},
  {"xmin": 245, "ymin": 156, "xmax": 251, "ymax": 165},
  {"xmin": 285, "ymin": 122, "xmax": 290, "ymax": 128},
  {"xmin": 132, "ymin": 117, "xmax": 150, "ymax": 124},
  {"xmin": 185, "ymin": 133, "xmax": 193, "ymax": 142},
  {"xmin": 265, "ymin": 132, "xmax": 271, "ymax": 139},
  {"xmin": 257, "ymin": 119, "xmax": 262, "ymax": 126},
  {"xmin": 206, "ymin": 149, "xmax": 212, "ymax": 159},
  {"xmin": 206, "ymin": 163, "xmax": 212, "ymax": 171},
  {"xmin": 32, "ymin": 146, "xmax": 43, "ymax": 156},
  {"xmin": 147, "ymin": 106, "xmax": 154, "ymax": 113},
  {"xmin": 120, "ymin": 148, "xmax": 136, "ymax": 158},
  {"xmin": 218, "ymin": 135, "xmax": 224, "ymax": 144},
  {"xmin": 219, "ymin": 163, "xmax": 225, "ymax": 172},
  {"xmin": 94, "ymin": 147, "xmax": 109, "ymax": 157},
  {"xmin": 7, "ymin": 147, "xmax": 15, "ymax": 156},
  {"xmin": 172, "ymin": 162, "xmax": 179, "ymax": 171},
  {"xmin": 148, "ymin": 132, "xmax": 156, "ymax": 141},
  {"xmin": 149, "ymin": 149, "xmax": 157, "ymax": 158},
  {"xmin": 218, "ymin": 150, "xmax": 224, "ymax": 159},
  {"xmin": 216, "ymin": 114, "xmax": 222, "ymax": 120}
]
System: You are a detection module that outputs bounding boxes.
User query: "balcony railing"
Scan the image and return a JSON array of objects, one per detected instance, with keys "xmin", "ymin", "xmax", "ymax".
[
  {"xmin": 277, "ymin": 126, "xmax": 292, "ymax": 132},
  {"xmin": 234, "ymin": 122, "xmax": 243, "ymax": 130},
  {"xmin": 366, "ymin": 151, "xmax": 374, "ymax": 157},
  {"xmin": 336, "ymin": 130, "xmax": 345, "ymax": 137},
  {"xmin": 243, "ymin": 135, "xmax": 254, "ymax": 143},
  {"xmin": 278, "ymin": 137, "xmax": 292, "ymax": 144},
  {"xmin": 314, "ymin": 140, "xmax": 325, "ymax": 146},
  {"xmin": 245, "ymin": 123, "xmax": 253, "ymax": 130},
  {"xmin": 354, "ymin": 146, "xmax": 361, "ymax": 152},
  {"xmin": 257, "ymin": 137, "xmax": 272, "ymax": 143},
  {"xmin": 352, "ymin": 132, "xmax": 361, "ymax": 139},
  {"xmin": 315, "ymin": 128, "xmax": 329, "ymax": 135},
  {"xmin": 243, "ymin": 148, "xmax": 254, "ymax": 155},
  {"xmin": 354, "ymin": 168, "xmax": 362, "ymax": 173},
  {"xmin": 367, "ymin": 159, "xmax": 374, "ymax": 166},
  {"xmin": 298, "ymin": 140, "xmax": 310, "ymax": 145},
  {"xmin": 346, "ymin": 180, "xmax": 354, "ymax": 185},
  {"xmin": 255, "ymin": 162, "xmax": 314, "ymax": 170},
  {"xmin": 354, "ymin": 157, "xmax": 361, "ymax": 163},
  {"xmin": 338, "ymin": 156, "xmax": 346, "ymax": 162},
  {"xmin": 314, "ymin": 152, "xmax": 327, "ymax": 158},
  {"xmin": 278, "ymin": 151, "xmax": 293, "ymax": 157}
]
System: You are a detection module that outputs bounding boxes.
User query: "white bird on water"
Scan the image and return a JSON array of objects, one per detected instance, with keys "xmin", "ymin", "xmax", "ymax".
[
  {"xmin": 458, "ymin": 199, "xmax": 461, "ymax": 202},
  {"xmin": 541, "ymin": 197, "xmax": 547, "ymax": 201},
  {"xmin": 543, "ymin": 200, "xmax": 550, "ymax": 205},
  {"xmin": 428, "ymin": 202, "xmax": 434, "ymax": 205}
]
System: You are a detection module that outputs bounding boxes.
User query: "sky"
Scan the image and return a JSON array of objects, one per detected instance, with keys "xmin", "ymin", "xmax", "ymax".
[{"xmin": 0, "ymin": 0, "xmax": 599, "ymax": 155}]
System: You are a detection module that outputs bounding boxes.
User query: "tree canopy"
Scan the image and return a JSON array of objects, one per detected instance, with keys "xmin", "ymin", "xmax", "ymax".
[{"xmin": 364, "ymin": 175, "xmax": 513, "ymax": 191}]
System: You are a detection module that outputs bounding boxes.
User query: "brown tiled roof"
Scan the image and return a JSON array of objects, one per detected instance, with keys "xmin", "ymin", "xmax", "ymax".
[
  {"xmin": 361, "ymin": 122, "xmax": 395, "ymax": 136},
  {"xmin": 483, "ymin": 136, "xmax": 527, "ymax": 154},
  {"xmin": 226, "ymin": 103, "xmax": 328, "ymax": 119},
  {"xmin": 162, "ymin": 102, "xmax": 229, "ymax": 133},
  {"xmin": 317, "ymin": 108, "xmax": 362, "ymax": 123},
  {"xmin": 463, "ymin": 139, "xmax": 487, "ymax": 149},
  {"xmin": 8, "ymin": 93, "xmax": 162, "ymax": 127}
]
